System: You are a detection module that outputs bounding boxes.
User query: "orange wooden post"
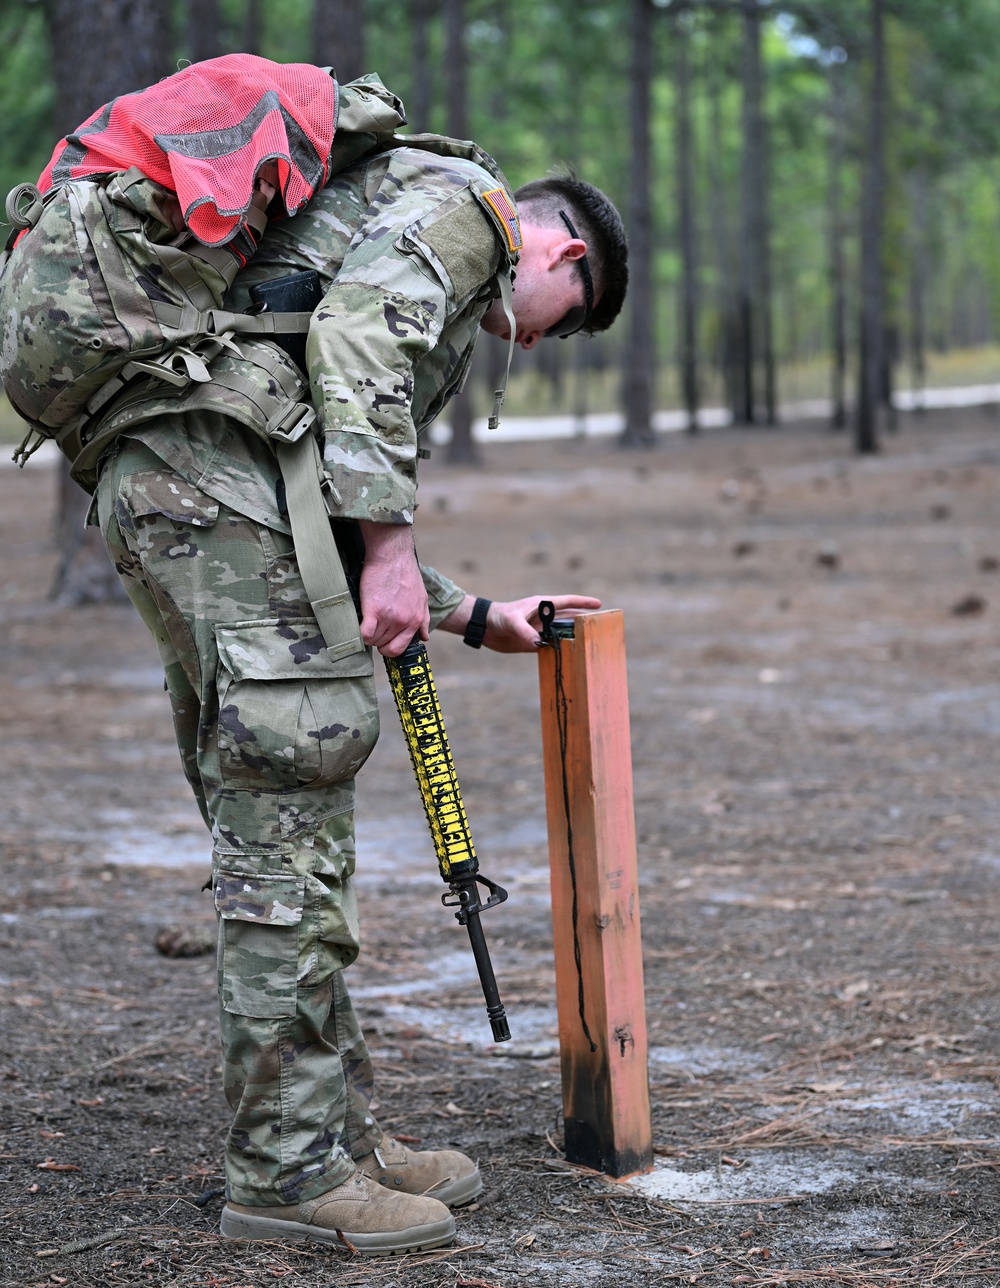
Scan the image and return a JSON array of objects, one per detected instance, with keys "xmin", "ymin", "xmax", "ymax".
[{"xmin": 537, "ymin": 608, "xmax": 653, "ymax": 1178}]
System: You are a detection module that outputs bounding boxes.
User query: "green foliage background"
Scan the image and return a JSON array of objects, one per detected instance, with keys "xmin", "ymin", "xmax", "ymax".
[{"xmin": 3, "ymin": 0, "xmax": 1000, "ymax": 414}]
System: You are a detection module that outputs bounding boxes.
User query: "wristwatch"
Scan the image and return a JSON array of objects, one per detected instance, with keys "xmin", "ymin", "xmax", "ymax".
[{"xmin": 463, "ymin": 596, "xmax": 491, "ymax": 648}]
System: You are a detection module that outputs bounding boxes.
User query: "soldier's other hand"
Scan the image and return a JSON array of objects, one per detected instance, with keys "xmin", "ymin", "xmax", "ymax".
[
  {"xmin": 487, "ymin": 594, "xmax": 601, "ymax": 652},
  {"xmin": 252, "ymin": 161, "xmax": 280, "ymax": 212},
  {"xmin": 441, "ymin": 593, "xmax": 601, "ymax": 653}
]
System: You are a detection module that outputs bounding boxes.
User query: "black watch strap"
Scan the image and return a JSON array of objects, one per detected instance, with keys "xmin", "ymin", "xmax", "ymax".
[{"xmin": 463, "ymin": 596, "xmax": 491, "ymax": 648}]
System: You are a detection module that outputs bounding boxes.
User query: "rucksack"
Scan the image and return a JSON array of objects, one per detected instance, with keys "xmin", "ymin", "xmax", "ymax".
[
  {"xmin": 0, "ymin": 59, "xmax": 521, "ymax": 669},
  {"xmin": 0, "ymin": 56, "xmax": 407, "ymax": 469}
]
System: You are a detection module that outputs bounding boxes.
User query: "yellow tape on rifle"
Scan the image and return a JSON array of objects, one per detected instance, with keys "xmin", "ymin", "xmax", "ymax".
[{"xmin": 385, "ymin": 647, "xmax": 476, "ymax": 878}]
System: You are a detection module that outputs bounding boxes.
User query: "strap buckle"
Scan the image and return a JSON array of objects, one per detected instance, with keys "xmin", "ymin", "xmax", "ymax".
[
  {"xmin": 126, "ymin": 347, "xmax": 212, "ymax": 387},
  {"xmin": 266, "ymin": 401, "xmax": 317, "ymax": 444}
]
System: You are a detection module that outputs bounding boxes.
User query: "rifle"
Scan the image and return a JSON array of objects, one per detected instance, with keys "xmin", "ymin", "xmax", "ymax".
[{"xmin": 384, "ymin": 637, "xmax": 511, "ymax": 1043}]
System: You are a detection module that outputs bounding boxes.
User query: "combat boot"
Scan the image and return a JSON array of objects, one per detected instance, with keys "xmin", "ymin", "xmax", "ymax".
[
  {"xmin": 219, "ymin": 1169, "xmax": 455, "ymax": 1255},
  {"xmin": 356, "ymin": 1133, "xmax": 483, "ymax": 1207}
]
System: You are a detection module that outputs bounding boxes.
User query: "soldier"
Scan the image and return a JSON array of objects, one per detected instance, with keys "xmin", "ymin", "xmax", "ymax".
[{"xmin": 92, "ymin": 139, "xmax": 628, "ymax": 1254}]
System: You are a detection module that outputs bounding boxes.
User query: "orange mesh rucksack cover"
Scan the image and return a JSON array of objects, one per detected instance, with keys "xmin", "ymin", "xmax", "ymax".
[{"xmin": 37, "ymin": 54, "xmax": 337, "ymax": 248}]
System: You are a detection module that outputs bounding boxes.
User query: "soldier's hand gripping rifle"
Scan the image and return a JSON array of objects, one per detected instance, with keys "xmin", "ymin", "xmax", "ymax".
[{"xmin": 384, "ymin": 638, "xmax": 512, "ymax": 1042}]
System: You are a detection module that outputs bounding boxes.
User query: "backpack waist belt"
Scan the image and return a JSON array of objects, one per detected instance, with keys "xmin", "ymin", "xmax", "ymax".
[{"xmin": 81, "ymin": 336, "xmax": 365, "ymax": 662}]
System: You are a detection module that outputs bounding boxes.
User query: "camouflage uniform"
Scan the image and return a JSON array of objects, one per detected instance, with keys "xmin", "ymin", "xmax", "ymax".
[{"xmin": 92, "ymin": 144, "xmax": 516, "ymax": 1206}]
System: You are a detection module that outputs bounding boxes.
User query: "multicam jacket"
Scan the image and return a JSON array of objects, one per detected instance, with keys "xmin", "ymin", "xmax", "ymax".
[{"xmin": 93, "ymin": 142, "xmax": 518, "ymax": 623}]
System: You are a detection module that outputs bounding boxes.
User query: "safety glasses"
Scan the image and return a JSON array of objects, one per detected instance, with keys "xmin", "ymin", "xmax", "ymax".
[{"xmin": 544, "ymin": 210, "xmax": 594, "ymax": 339}]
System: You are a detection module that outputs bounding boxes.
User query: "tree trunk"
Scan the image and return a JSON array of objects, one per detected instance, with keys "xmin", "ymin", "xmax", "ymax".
[
  {"xmin": 572, "ymin": 343, "xmax": 590, "ymax": 438},
  {"xmin": 827, "ymin": 58, "xmax": 848, "ymax": 430},
  {"xmin": 43, "ymin": 0, "xmax": 168, "ymax": 136},
  {"xmin": 51, "ymin": 474, "xmax": 126, "ymax": 606},
  {"xmin": 881, "ymin": 320, "xmax": 898, "ymax": 431},
  {"xmin": 737, "ymin": 0, "xmax": 774, "ymax": 425},
  {"xmin": 442, "ymin": 0, "xmax": 480, "ymax": 464},
  {"xmin": 314, "ymin": 0, "xmax": 365, "ymax": 84},
  {"xmin": 759, "ymin": 108, "xmax": 776, "ymax": 426},
  {"xmin": 908, "ymin": 165, "xmax": 929, "ymax": 414},
  {"xmin": 674, "ymin": 13, "xmax": 699, "ymax": 434},
  {"xmin": 705, "ymin": 18, "xmax": 740, "ymax": 425},
  {"xmin": 244, "ymin": 0, "xmax": 264, "ymax": 56},
  {"xmin": 442, "ymin": 0, "xmax": 467, "ymax": 139},
  {"xmin": 621, "ymin": 0, "xmax": 656, "ymax": 449},
  {"xmin": 735, "ymin": 0, "xmax": 759, "ymax": 425},
  {"xmin": 411, "ymin": 0, "xmax": 435, "ymax": 133},
  {"xmin": 41, "ymin": 0, "xmax": 170, "ymax": 605},
  {"xmin": 559, "ymin": 2, "xmax": 590, "ymax": 439},
  {"xmin": 186, "ymin": 0, "xmax": 222, "ymax": 63},
  {"xmin": 854, "ymin": 0, "xmax": 885, "ymax": 455}
]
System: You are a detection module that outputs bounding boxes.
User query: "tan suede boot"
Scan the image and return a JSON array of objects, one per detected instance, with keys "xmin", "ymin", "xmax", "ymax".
[
  {"xmin": 356, "ymin": 1133, "xmax": 483, "ymax": 1207},
  {"xmin": 219, "ymin": 1169, "xmax": 455, "ymax": 1255}
]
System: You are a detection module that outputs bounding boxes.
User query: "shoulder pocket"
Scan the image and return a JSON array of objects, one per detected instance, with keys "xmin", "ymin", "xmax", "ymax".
[{"xmin": 398, "ymin": 190, "xmax": 501, "ymax": 305}]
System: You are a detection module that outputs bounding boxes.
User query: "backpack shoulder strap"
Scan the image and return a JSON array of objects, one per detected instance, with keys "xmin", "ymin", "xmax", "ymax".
[{"xmin": 270, "ymin": 418, "xmax": 365, "ymax": 661}]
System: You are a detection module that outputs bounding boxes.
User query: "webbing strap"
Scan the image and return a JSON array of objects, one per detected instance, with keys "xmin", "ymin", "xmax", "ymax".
[
  {"xmin": 149, "ymin": 300, "xmax": 313, "ymax": 340},
  {"xmin": 146, "ymin": 240, "xmax": 221, "ymax": 314},
  {"xmin": 272, "ymin": 426, "xmax": 365, "ymax": 661},
  {"xmin": 214, "ymin": 309, "xmax": 316, "ymax": 336},
  {"xmin": 488, "ymin": 269, "xmax": 516, "ymax": 431},
  {"xmin": 83, "ymin": 342, "xmax": 218, "ymax": 419},
  {"xmin": 245, "ymin": 202, "xmax": 268, "ymax": 239}
]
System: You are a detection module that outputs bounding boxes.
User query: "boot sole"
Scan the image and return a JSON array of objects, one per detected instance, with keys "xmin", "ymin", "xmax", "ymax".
[
  {"xmin": 422, "ymin": 1164, "xmax": 484, "ymax": 1208},
  {"xmin": 219, "ymin": 1205, "xmax": 456, "ymax": 1255}
]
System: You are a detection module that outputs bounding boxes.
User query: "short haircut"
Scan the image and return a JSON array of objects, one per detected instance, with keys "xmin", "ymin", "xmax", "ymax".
[{"xmin": 514, "ymin": 175, "xmax": 628, "ymax": 334}]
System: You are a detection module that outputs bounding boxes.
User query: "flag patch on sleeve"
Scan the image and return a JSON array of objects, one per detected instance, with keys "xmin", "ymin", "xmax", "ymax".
[{"xmin": 481, "ymin": 188, "xmax": 523, "ymax": 255}]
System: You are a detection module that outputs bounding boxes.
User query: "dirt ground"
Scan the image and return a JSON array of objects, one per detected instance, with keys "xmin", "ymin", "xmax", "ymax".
[{"xmin": 2, "ymin": 409, "xmax": 1000, "ymax": 1287}]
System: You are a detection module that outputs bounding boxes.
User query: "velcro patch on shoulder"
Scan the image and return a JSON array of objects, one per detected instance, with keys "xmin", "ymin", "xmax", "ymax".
[
  {"xmin": 479, "ymin": 187, "xmax": 523, "ymax": 255},
  {"xmin": 409, "ymin": 200, "xmax": 501, "ymax": 303}
]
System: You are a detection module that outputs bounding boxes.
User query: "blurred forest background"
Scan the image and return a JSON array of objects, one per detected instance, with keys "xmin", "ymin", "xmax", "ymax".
[{"xmin": 2, "ymin": 0, "xmax": 1000, "ymax": 462}]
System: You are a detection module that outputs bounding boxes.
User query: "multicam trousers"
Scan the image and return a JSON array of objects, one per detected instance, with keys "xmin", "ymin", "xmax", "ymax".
[{"xmin": 96, "ymin": 437, "xmax": 384, "ymax": 1206}]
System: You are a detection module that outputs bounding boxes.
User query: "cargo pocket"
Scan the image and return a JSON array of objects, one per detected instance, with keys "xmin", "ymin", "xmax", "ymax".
[
  {"xmin": 215, "ymin": 869, "xmax": 304, "ymax": 1018},
  {"xmin": 215, "ymin": 619, "xmax": 378, "ymax": 792},
  {"xmin": 116, "ymin": 467, "xmax": 220, "ymax": 543}
]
